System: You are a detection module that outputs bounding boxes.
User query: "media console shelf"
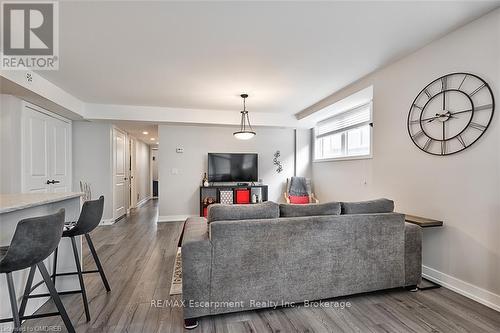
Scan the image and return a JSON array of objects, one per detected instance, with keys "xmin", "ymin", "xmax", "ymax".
[{"xmin": 199, "ymin": 185, "xmax": 268, "ymax": 217}]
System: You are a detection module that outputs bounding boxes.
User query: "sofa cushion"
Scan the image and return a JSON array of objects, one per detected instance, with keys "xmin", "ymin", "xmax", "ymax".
[
  {"xmin": 341, "ymin": 198, "xmax": 394, "ymax": 214},
  {"xmin": 207, "ymin": 201, "xmax": 279, "ymax": 223},
  {"xmin": 279, "ymin": 201, "xmax": 341, "ymax": 217}
]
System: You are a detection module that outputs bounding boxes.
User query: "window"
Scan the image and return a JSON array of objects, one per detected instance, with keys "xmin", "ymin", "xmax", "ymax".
[{"xmin": 314, "ymin": 103, "xmax": 372, "ymax": 161}]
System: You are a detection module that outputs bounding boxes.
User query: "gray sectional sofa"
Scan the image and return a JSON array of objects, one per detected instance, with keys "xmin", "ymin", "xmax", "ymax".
[{"xmin": 181, "ymin": 199, "xmax": 422, "ymax": 328}]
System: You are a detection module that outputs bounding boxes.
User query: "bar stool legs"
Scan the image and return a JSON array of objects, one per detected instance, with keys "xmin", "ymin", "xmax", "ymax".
[
  {"xmin": 6, "ymin": 272, "xmax": 21, "ymax": 330},
  {"xmin": 37, "ymin": 262, "xmax": 76, "ymax": 333},
  {"xmin": 85, "ymin": 234, "xmax": 111, "ymax": 292},
  {"xmin": 50, "ymin": 233, "xmax": 111, "ymax": 324},
  {"xmin": 70, "ymin": 236, "xmax": 91, "ymax": 322},
  {"xmin": 19, "ymin": 266, "xmax": 36, "ymax": 318},
  {"xmin": 52, "ymin": 247, "xmax": 58, "ymax": 285},
  {"xmin": 3, "ymin": 264, "xmax": 76, "ymax": 333}
]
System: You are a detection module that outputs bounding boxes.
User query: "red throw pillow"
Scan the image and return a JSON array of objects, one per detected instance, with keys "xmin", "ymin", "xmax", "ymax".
[{"xmin": 289, "ymin": 195, "xmax": 310, "ymax": 204}]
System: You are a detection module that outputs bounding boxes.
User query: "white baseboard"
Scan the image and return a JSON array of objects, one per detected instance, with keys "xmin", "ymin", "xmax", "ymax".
[
  {"xmin": 158, "ymin": 215, "xmax": 194, "ymax": 223},
  {"xmin": 99, "ymin": 218, "xmax": 115, "ymax": 226},
  {"xmin": 136, "ymin": 196, "xmax": 151, "ymax": 208},
  {"xmin": 423, "ymin": 265, "xmax": 500, "ymax": 312}
]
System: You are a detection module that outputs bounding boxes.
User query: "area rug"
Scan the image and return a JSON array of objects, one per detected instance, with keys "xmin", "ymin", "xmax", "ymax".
[{"xmin": 169, "ymin": 247, "xmax": 182, "ymax": 295}]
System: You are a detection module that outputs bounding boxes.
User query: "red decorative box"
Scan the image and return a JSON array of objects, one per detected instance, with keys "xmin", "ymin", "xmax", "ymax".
[{"xmin": 235, "ymin": 189, "xmax": 250, "ymax": 204}]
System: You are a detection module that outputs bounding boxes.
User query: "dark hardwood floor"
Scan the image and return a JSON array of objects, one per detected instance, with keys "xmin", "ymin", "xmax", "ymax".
[{"xmin": 23, "ymin": 199, "xmax": 500, "ymax": 332}]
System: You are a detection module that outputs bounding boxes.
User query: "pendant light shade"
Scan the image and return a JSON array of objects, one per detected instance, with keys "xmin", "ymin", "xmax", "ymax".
[{"xmin": 233, "ymin": 94, "xmax": 256, "ymax": 140}]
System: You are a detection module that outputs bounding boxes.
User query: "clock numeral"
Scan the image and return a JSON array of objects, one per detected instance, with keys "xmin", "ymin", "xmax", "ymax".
[
  {"xmin": 441, "ymin": 77, "xmax": 447, "ymax": 91},
  {"xmin": 412, "ymin": 104, "xmax": 423, "ymax": 110},
  {"xmin": 470, "ymin": 83, "xmax": 486, "ymax": 96},
  {"xmin": 441, "ymin": 141, "xmax": 447, "ymax": 155},
  {"xmin": 469, "ymin": 122, "xmax": 486, "ymax": 131},
  {"xmin": 424, "ymin": 89, "xmax": 432, "ymax": 99},
  {"xmin": 423, "ymin": 138, "xmax": 433, "ymax": 151},
  {"xmin": 409, "ymin": 119, "xmax": 420, "ymax": 125},
  {"xmin": 475, "ymin": 104, "xmax": 493, "ymax": 111},
  {"xmin": 458, "ymin": 74, "xmax": 468, "ymax": 90},
  {"xmin": 457, "ymin": 135, "xmax": 466, "ymax": 148},
  {"xmin": 411, "ymin": 130, "xmax": 424, "ymax": 140}
]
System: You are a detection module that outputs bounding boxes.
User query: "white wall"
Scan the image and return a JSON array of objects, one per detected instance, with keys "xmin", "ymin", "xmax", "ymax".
[
  {"xmin": 295, "ymin": 129, "xmax": 313, "ymax": 179},
  {"xmin": 158, "ymin": 125, "xmax": 298, "ymax": 218},
  {"xmin": 0, "ymin": 95, "xmax": 22, "ymax": 194},
  {"xmin": 135, "ymin": 139, "xmax": 151, "ymax": 204},
  {"xmin": 72, "ymin": 121, "xmax": 114, "ymax": 220},
  {"xmin": 311, "ymin": 10, "xmax": 500, "ymax": 308}
]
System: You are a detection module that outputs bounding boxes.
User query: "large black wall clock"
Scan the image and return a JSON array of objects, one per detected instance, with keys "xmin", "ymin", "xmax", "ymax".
[{"xmin": 407, "ymin": 72, "xmax": 494, "ymax": 156}]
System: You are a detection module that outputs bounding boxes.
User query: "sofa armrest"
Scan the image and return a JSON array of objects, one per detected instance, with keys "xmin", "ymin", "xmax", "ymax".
[
  {"xmin": 182, "ymin": 217, "xmax": 209, "ymax": 246},
  {"xmin": 181, "ymin": 217, "xmax": 212, "ymax": 319},
  {"xmin": 404, "ymin": 222, "xmax": 422, "ymax": 286}
]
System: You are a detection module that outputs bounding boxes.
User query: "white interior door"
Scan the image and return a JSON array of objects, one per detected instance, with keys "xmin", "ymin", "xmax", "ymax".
[
  {"xmin": 113, "ymin": 128, "xmax": 127, "ymax": 219},
  {"xmin": 48, "ymin": 116, "xmax": 71, "ymax": 192},
  {"xmin": 22, "ymin": 107, "xmax": 50, "ymax": 192},
  {"xmin": 22, "ymin": 105, "xmax": 71, "ymax": 193}
]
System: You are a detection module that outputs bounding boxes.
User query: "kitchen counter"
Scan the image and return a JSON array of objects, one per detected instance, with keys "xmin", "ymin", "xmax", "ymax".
[{"xmin": 0, "ymin": 192, "xmax": 83, "ymax": 214}]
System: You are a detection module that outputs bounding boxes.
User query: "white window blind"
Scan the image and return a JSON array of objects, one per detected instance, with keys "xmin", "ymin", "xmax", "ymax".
[
  {"xmin": 314, "ymin": 103, "xmax": 372, "ymax": 161},
  {"xmin": 316, "ymin": 104, "xmax": 371, "ymax": 138}
]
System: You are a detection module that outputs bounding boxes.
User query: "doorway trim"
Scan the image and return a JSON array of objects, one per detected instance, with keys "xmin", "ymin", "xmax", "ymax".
[{"xmin": 112, "ymin": 126, "xmax": 129, "ymax": 221}]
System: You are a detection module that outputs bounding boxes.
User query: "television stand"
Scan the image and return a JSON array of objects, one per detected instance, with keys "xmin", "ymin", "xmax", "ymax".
[{"xmin": 199, "ymin": 184, "xmax": 268, "ymax": 217}]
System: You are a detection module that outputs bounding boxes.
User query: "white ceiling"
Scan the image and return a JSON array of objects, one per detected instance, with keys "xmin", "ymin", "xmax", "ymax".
[{"xmin": 38, "ymin": 1, "xmax": 499, "ymax": 116}]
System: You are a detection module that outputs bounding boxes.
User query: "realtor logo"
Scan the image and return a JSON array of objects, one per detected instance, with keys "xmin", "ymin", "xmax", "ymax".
[{"xmin": 1, "ymin": 1, "xmax": 59, "ymax": 70}]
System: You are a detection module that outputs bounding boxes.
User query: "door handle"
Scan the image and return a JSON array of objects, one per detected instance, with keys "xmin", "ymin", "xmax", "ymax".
[{"xmin": 46, "ymin": 180, "xmax": 61, "ymax": 184}]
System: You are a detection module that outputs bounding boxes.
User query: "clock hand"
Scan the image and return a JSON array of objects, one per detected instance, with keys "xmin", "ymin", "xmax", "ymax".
[
  {"xmin": 443, "ymin": 90, "xmax": 446, "ymax": 111},
  {"xmin": 422, "ymin": 114, "xmax": 440, "ymax": 122},
  {"xmin": 423, "ymin": 113, "xmax": 458, "ymax": 123},
  {"xmin": 450, "ymin": 108, "xmax": 473, "ymax": 116}
]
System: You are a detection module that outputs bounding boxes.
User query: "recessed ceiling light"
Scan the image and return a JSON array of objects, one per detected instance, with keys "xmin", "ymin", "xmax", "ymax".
[
  {"xmin": 150, "ymin": 137, "xmax": 156, "ymax": 141},
  {"xmin": 142, "ymin": 131, "xmax": 149, "ymax": 135}
]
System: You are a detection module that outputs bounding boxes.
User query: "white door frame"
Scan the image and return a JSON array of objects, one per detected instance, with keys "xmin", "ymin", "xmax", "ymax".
[
  {"xmin": 129, "ymin": 137, "xmax": 137, "ymax": 209},
  {"xmin": 112, "ymin": 127, "xmax": 128, "ymax": 220}
]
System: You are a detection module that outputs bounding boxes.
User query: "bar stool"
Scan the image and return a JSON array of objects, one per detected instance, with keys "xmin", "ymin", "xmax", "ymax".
[
  {"xmin": 0, "ymin": 209, "xmax": 75, "ymax": 333},
  {"xmin": 51, "ymin": 195, "xmax": 110, "ymax": 322}
]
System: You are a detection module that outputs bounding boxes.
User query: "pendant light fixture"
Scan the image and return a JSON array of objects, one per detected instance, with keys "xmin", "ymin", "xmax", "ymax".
[{"xmin": 233, "ymin": 94, "xmax": 256, "ymax": 140}]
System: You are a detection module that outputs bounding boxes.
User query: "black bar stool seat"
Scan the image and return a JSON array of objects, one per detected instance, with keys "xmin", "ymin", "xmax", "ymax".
[
  {"xmin": 0, "ymin": 209, "xmax": 75, "ymax": 333},
  {"xmin": 51, "ymin": 195, "xmax": 111, "ymax": 322}
]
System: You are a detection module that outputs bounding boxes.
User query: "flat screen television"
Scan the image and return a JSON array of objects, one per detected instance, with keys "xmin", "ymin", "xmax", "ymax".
[{"xmin": 208, "ymin": 153, "xmax": 258, "ymax": 182}]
